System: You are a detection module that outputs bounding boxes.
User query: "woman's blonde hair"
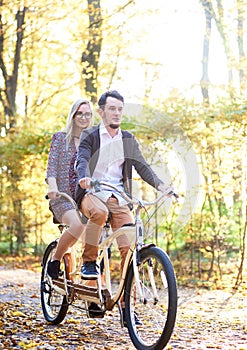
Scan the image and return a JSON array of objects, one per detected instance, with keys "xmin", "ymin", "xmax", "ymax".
[{"xmin": 64, "ymin": 98, "xmax": 93, "ymax": 149}]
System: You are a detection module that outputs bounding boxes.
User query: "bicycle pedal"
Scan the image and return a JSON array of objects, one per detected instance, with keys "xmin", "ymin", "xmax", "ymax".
[
  {"xmin": 89, "ymin": 311, "xmax": 105, "ymax": 318},
  {"xmin": 88, "ymin": 303, "xmax": 105, "ymax": 318}
]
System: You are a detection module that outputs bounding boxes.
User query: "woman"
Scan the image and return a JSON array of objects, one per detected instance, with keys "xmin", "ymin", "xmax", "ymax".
[{"xmin": 46, "ymin": 98, "xmax": 93, "ymax": 279}]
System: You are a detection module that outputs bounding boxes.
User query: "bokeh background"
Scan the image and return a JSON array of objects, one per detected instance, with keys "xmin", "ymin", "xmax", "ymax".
[{"xmin": 0, "ymin": 0, "xmax": 246, "ymax": 288}]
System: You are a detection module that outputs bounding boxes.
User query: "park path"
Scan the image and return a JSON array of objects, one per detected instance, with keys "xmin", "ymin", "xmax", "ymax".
[{"xmin": 0, "ymin": 267, "xmax": 247, "ymax": 349}]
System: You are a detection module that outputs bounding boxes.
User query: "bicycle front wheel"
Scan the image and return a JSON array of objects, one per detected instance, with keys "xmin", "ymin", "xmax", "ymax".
[
  {"xmin": 40, "ymin": 241, "xmax": 69, "ymax": 324},
  {"xmin": 124, "ymin": 246, "xmax": 177, "ymax": 350}
]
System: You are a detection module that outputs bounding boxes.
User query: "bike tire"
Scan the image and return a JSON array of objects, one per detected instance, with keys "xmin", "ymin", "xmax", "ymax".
[
  {"xmin": 124, "ymin": 246, "xmax": 177, "ymax": 350},
  {"xmin": 40, "ymin": 241, "xmax": 69, "ymax": 324}
]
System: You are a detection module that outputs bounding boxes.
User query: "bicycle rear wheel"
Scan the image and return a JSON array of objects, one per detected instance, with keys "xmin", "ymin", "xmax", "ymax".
[
  {"xmin": 124, "ymin": 246, "xmax": 177, "ymax": 350},
  {"xmin": 40, "ymin": 241, "xmax": 69, "ymax": 324}
]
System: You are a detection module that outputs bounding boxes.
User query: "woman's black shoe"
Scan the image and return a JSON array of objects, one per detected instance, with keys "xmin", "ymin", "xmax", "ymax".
[{"xmin": 47, "ymin": 260, "xmax": 60, "ymax": 279}]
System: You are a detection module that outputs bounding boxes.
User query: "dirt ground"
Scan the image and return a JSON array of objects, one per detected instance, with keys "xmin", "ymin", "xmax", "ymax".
[{"xmin": 0, "ymin": 266, "xmax": 247, "ymax": 349}]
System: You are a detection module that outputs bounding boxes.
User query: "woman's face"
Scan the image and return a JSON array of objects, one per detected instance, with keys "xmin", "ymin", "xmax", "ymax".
[{"xmin": 73, "ymin": 103, "xmax": 92, "ymax": 130}]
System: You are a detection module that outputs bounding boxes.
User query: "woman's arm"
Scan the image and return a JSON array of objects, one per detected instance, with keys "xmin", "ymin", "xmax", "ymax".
[
  {"xmin": 46, "ymin": 132, "xmax": 63, "ymax": 199},
  {"xmin": 46, "ymin": 176, "xmax": 58, "ymax": 199}
]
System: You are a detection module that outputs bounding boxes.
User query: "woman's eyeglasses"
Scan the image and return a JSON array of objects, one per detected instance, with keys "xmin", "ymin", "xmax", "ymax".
[{"xmin": 75, "ymin": 112, "xmax": 92, "ymax": 119}]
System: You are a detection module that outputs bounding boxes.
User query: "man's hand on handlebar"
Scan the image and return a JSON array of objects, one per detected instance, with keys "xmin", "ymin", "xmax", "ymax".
[
  {"xmin": 158, "ymin": 183, "xmax": 179, "ymax": 199},
  {"xmin": 79, "ymin": 177, "xmax": 93, "ymax": 189},
  {"xmin": 78, "ymin": 178, "xmax": 179, "ymax": 201}
]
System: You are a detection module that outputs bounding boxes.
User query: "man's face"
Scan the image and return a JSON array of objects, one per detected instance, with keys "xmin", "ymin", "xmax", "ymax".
[{"xmin": 99, "ymin": 96, "xmax": 124, "ymax": 129}]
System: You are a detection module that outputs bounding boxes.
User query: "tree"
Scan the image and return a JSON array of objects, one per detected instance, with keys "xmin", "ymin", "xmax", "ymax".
[
  {"xmin": 0, "ymin": 2, "xmax": 26, "ymax": 132},
  {"xmin": 199, "ymin": 0, "xmax": 247, "ymax": 103},
  {"xmin": 237, "ymin": 0, "xmax": 246, "ymax": 93},
  {"xmin": 200, "ymin": 0, "xmax": 212, "ymax": 105},
  {"xmin": 82, "ymin": 0, "xmax": 102, "ymax": 103},
  {"xmin": 0, "ymin": 0, "xmax": 82, "ymax": 252}
]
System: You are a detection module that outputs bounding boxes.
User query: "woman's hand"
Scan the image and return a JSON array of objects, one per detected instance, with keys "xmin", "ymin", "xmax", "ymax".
[
  {"xmin": 47, "ymin": 190, "xmax": 59, "ymax": 200},
  {"xmin": 46, "ymin": 177, "xmax": 59, "ymax": 200}
]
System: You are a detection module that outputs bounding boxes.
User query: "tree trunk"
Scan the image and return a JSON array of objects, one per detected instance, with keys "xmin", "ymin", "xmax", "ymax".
[
  {"xmin": 82, "ymin": 0, "xmax": 102, "ymax": 104},
  {"xmin": 215, "ymin": 0, "xmax": 234, "ymax": 93},
  {"xmin": 237, "ymin": 0, "xmax": 246, "ymax": 93},
  {"xmin": 235, "ymin": 206, "xmax": 246, "ymax": 287},
  {"xmin": 0, "ymin": 5, "xmax": 27, "ymax": 132},
  {"xmin": 200, "ymin": 0, "xmax": 212, "ymax": 105}
]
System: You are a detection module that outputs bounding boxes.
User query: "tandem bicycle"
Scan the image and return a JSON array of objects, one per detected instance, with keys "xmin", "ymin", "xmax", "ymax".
[{"xmin": 40, "ymin": 180, "xmax": 178, "ymax": 350}]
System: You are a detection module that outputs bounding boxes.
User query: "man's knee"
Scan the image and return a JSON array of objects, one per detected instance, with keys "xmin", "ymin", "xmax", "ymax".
[{"xmin": 90, "ymin": 207, "xmax": 108, "ymax": 226}]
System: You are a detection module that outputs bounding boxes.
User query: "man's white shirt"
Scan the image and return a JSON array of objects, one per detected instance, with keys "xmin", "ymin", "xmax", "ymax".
[{"xmin": 91, "ymin": 123, "xmax": 127, "ymax": 206}]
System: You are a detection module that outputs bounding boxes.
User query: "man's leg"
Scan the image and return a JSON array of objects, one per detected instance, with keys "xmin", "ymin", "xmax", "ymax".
[
  {"xmin": 80, "ymin": 194, "xmax": 108, "ymax": 279},
  {"xmin": 107, "ymin": 197, "xmax": 134, "ymax": 274},
  {"xmin": 106, "ymin": 196, "xmax": 134, "ymax": 311}
]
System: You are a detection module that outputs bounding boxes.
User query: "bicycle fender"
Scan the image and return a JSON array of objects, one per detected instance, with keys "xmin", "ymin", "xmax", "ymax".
[
  {"xmin": 139, "ymin": 243, "xmax": 156, "ymax": 252},
  {"xmin": 41, "ymin": 239, "xmax": 59, "ymax": 266}
]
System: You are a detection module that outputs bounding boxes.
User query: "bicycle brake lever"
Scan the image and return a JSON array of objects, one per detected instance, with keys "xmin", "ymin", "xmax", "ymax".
[
  {"xmin": 90, "ymin": 179, "xmax": 101, "ymax": 192},
  {"xmin": 94, "ymin": 183, "xmax": 101, "ymax": 192},
  {"xmin": 167, "ymin": 191, "xmax": 179, "ymax": 203},
  {"xmin": 167, "ymin": 190, "xmax": 179, "ymax": 198}
]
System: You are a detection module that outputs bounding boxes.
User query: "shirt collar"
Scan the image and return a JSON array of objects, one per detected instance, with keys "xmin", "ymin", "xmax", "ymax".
[{"xmin": 99, "ymin": 122, "xmax": 122, "ymax": 137}]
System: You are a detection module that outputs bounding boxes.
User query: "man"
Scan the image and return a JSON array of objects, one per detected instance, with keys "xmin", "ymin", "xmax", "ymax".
[{"xmin": 75, "ymin": 90, "xmax": 171, "ymax": 280}]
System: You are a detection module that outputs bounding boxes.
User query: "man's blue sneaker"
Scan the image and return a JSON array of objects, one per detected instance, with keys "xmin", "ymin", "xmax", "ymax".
[{"xmin": 81, "ymin": 261, "xmax": 99, "ymax": 280}]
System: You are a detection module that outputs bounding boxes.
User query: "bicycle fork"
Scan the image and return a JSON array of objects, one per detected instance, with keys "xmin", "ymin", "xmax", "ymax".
[
  {"xmin": 133, "ymin": 210, "xmax": 160, "ymax": 305},
  {"xmin": 132, "ymin": 248, "xmax": 161, "ymax": 305}
]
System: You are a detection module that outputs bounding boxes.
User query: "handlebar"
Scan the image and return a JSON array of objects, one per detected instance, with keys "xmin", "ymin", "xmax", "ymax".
[
  {"xmin": 90, "ymin": 180, "xmax": 179, "ymax": 207},
  {"xmin": 45, "ymin": 192, "xmax": 78, "ymax": 209},
  {"xmin": 45, "ymin": 180, "xmax": 178, "ymax": 209},
  {"xmin": 45, "ymin": 192, "xmax": 88, "ymax": 224},
  {"xmin": 45, "ymin": 180, "xmax": 178, "ymax": 227}
]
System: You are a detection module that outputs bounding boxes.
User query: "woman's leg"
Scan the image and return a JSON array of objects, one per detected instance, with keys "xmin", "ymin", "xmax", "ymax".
[{"xmin": 52, "ymin": 209, "xmax": 85, "ymax": 261}]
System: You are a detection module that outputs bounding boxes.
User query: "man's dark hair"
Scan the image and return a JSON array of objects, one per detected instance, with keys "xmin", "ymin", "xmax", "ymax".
[{"xmin": 98, "ymin": 90, "xmax": 124, "ymax": 109}]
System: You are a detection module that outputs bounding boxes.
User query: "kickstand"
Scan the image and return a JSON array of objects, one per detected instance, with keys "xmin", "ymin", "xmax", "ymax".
[{"xmin": 117, "ymin": 301, "xmax": 124, "ymax": 328}]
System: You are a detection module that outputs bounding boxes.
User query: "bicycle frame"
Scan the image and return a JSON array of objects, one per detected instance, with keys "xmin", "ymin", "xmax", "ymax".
[
  {"xmin": 48, "ymin": 185, "xmax": 174, "ymax": 309},
  {"xmin": 41, "ymin": 181, "xmax": 178, "ymax": 349},
  {"xmin": 97, "ymin": 225, "xmax": 136, "ymax": 304}
]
